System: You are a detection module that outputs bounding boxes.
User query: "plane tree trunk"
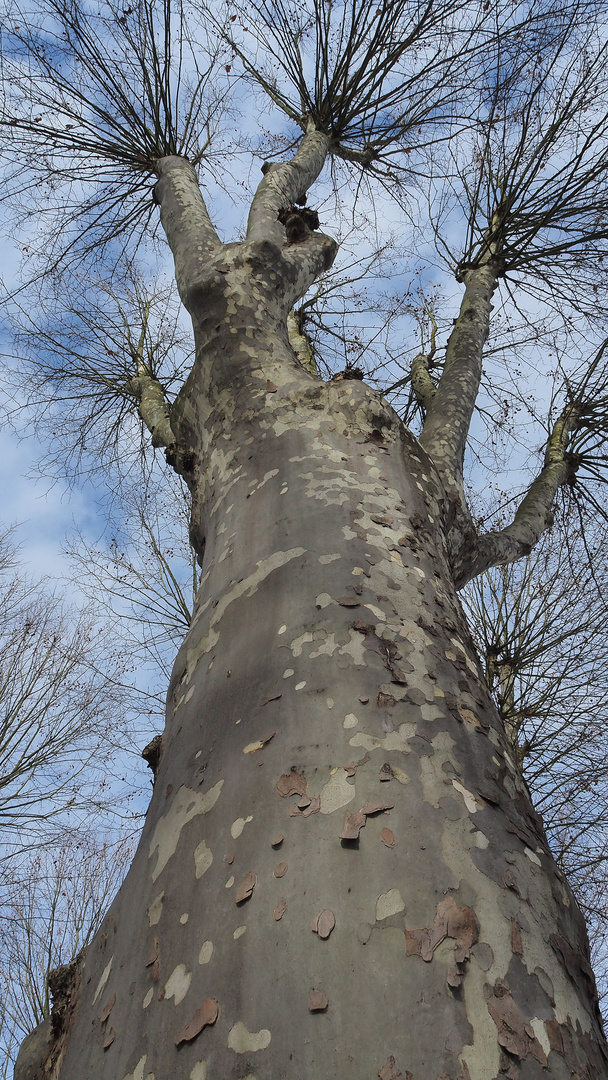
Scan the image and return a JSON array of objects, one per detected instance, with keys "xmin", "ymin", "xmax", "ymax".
[{"xmin": 16, "ymin": 149, "xmax": 608, "ymax": 1080}]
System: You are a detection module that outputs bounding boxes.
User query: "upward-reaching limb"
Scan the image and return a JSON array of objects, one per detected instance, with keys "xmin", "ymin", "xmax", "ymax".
[
  {"xmin": 154, "ymin": 157, "xmax": 223, "ymax": 314},
  {"xmin": 246, "ymin": 125, "xmax": 331, "ymax": 245}
]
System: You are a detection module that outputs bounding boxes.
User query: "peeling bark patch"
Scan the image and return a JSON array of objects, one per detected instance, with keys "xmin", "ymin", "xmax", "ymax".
[
  {"xmin": 380, "ymin": 762, "xmax": 393, "ymax": 782},
  {"xmin": 227, "ymin": 1022, "xmax": 271, "ymax": 1053},
  {"xmin": 511, "ymin": 919, "xmax": 523, "ymax": 956},
  {"xmin": 259, "ymin": 693, "xmax": 282, "ymax": 706},
  {"xmin": 361, "ymin": 800, "xmax": 394, "ymax": 816},
  {"xmin": 311, "ymin": 909, "xmax": 335, "ymax": 939},
  {"xmin": 143, "ymin": 988, "xmax": 154, "ymax": 1009},
  {"xmin": 243, "ymin": 733, "xmax": 275, "ymax": 754},
  {"xmin": 149, "ymin": 781, "xmax": 224, "ymax": 881},
  {"xmin": 270, "ymin": 834, "xmax": 284, "ymax": 847},
  {"xmin": 340, "ymin": 810, "xmax": 366, "ymax": 840},
  {"xmin": 376, "ymin": 890, "xmax": 405, "ymax": 921},
  {"xmin": 273, "ymin": 861, "xmax": 288, "ymax": 877},
  {"xmin": 289, "ymin": 795, "xmax": 320, "ymax": 817},
  {"xmin": 174, "ymin": 997, "xmax": 219, "ymax": 1046},
  {"xmin": 451, "ymin": 780, "xmax": 478, "ymax": 813},
  {"xmin": 99, "ymin": 993, "xmax": 116, "ymax": 1023},
  {"xmin": 274, "ymin": 897, "xmax": 287, "ymax": 921},
  {"xmin": 307, "ymin": 988, "xmax": 329, "ymax": 1012},
  {"xmin": 487, "ymin": 981, "xmax": 547, "ymax": 1065},
  {"xmin": 380, "ymin": 827, "xmax": 397, "ymax": 848},
  {"xmin": 194, "ymin": 839, "xmax": 213, "ymax": 879},
  {"xmin": 147, "ymin": 891, "xmax": 164, "ymax": 926},
  {"xmin": 164, "ymin": 964, "xmax": 192, "ymax": 1005},
  {"xmin": 405, "ymin": 897, "xmax": 478, "ymax": 964},
  {"xmin": 277, "ymin": 770, "xmax": 307, "ymax": 797},
  {"xmin": 93, "ymin": 957, "xmax": 113, "ymax": 1004},
  {"xmin": 103, "ymin": 1026, "xmax": 116, "ymax": 1049},
  {"xmin": 378, "ymin": 1056, "xmax": 404, "ymax": 1079},
  {"xmin": 236, "ymin": 872, "xmax": 257, "ymax": 904}
]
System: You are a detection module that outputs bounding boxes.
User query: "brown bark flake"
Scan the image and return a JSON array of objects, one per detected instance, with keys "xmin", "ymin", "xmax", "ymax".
[
  {"xmin": 380, "ymin": 762, "xmax": 393, "ymax": 782},
  {"xmin": 370, "ymin": 514, "xmax": 394, "ymax": 526},
  {"xmin": 405, "ymin": 897, "xmax": 479, "ymax": 964},
  {"xmin": 340, "ymin": 810, "xmax": 366, "ymax": 840},
  {"xmin": 378, "ymin": 1056, "xmax": 404, "ymax": 1079},
  {"xmin": 235, "ymin": 872, "xmax": 257, "ymax": 904},
  {"xmin": 266, "ymin": 380, "xmax": 278, "ymax": 392},
  {"xmin": 311, "ymin": 909, "xmax": 335, "ymax": 939},
  {"xmin": 270, "ymin": 834, "xmax": 284, "ymax": 847},
  {"xmin": 289, "ymin": 796, "xmax": 320, "ymax": 818},
  {"xmin": 361, "ymin": 800, "xmax": 394, "ymax": 816},
  {"xmin": 511, "ymin": 918, "xmax": 523, "ymax": 956},
  {"xmin": 336, "ymin": 595, "xmax": 360, "ymax": 607},
  {"xmin": 277, "ymin": 770, "xmax": 307, "ymax": 798},
  {"xmin": 487, "ymin": 981, "xmax": 547, "ymax": 1065},
  {"xmin": 273, "ymin": 897, "xmax": 287, "ymax": 921},
  {"xmin": 380, "ymin": 827, "xmax": 397, "ymax": 848},
  {"xmin": 377, "ymin": 692, "xmax": 396, "ymax": 708},
  {"xmin": 102, "ymin": 1027, "xmax": 116, "ymax": 1049},
  {"xmin": 307, "ymin": 988, "xmax": 329, "ymax": 1012},
  {"xmin": 273, "ymin": 861, "xmax": 288, "ymax": 878},
  {"xmin": 174, "ymin": 996, "xmax": 219, "ymax": 1046},
  {"xmin": 145, "ymin": 937, "xmax": 159, "ymax": 967},
  {"xmin": 99, "ymin": 994, "xmax": 116, "ymax": 1024},
  {"xmin": 260, "ymin": 693, "xmax": 282, "ymax": 707}
]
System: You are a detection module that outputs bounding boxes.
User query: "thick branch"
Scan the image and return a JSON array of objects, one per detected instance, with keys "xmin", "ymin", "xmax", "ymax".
[
  {"xmin": 281, "ymin": 232, "xmax": 338, "ymax": 309},
  {"xmin": 419, "ymin": 263, "xmax": 498, "ymax": 491},
  {"xmin": 128, "ymin": 374, "xmax": 176, "ymax": 449},
  {"xmin": 246, "ymin": 128, "xmax": 331, "ymax": 245},
  {"xmin": 454, "ymin": 406, "xmax": 580, "ymax": 588},
  {"xmin": 154, "ymin": 156, "xmax": 222, "ymax": 313},
  {"xmin": 410, "ymin": 352, "xmax": 436, "ymax": 414}
]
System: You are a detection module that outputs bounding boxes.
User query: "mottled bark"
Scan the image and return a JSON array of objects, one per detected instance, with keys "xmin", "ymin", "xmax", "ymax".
[{"xmin": 33, "ymin": 152, "xmax": 608, "ymax": 1080}]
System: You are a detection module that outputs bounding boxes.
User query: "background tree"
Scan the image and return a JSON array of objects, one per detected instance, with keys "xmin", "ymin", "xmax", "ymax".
[{"xmin": 3, "ymin": 1, "xmax": 608, "ymax": 1078}]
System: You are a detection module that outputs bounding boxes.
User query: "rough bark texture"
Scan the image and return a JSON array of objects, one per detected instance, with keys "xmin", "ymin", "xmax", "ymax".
[{"xmin": 28, "ymin": 152, "xmax": 608, "ymax": 1080}]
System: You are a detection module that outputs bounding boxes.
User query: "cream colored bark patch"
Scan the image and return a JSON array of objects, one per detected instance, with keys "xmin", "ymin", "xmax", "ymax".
[
  {"xmin": 525, "ymin": 847, "xmax": 542, "ymax": 865},
  {"xmin": 198, "ymin": 940, "xmax": 213, "ymax": 965},
  {"xmin": 376, "ymin": 889, "xmax": 405, "ymax": 921},
  {"xmin": 164, "ymin": 964, "xmax": 191, "ymax": 1005},
  {"xmin": 234, "ymin": 925, "xmax": 246, "ymax": 939},
  {"xmin": 93, "ymin": 957, "xmax": 113, "ymax": 1004},
  {"xmin": 149, "ymin": 781, "xmax": 224, "ymax": 881},
  {"xmin": 228, "ymin": 1022, "xmax": 271, "ymax": 1053},
  {"xmin": 231, "ymin": 815, "xmax": 253, "ymax": 839},
  {"xmin": 194, "ymin": 839, "xmax": 213, "ymax": 879},
  {"xmin": 143, "ymin": 988, "xmax": 154, "ymax": 1009},
  {"xmin": 319, "ymin": 769, "xmax": 355, "ymax": 814},
  {"xmin": 186, "ymin": 549, "xmax": 306, "ymax": 672},
  {"xmin": 190, "ymin": 1063, "xmax": 207, "ymax": 1080},
  {"xmin": 452, "ymin": 780, "xmax": 478, "ymax": 813},
  {"xmin": 349, "ymin": 723, "xmax": 415, "ymax": 753},
  {"xmin": 122, "ymin": 1055, "xmax": 155, "ymax": 1080},
  {"xmin": 339, "ymin": 631, "xmax": 367, "ymax": 666}
]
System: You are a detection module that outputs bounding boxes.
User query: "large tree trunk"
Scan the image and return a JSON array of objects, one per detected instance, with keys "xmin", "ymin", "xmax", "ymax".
[{"xmin": 16, "ymin": 159, "xmax": 608, "ymax": 1080}]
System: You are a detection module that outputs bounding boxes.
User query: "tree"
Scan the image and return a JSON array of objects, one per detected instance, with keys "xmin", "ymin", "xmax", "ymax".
[
  {"xmin": 4, "ymin": 1, "xmax": 608, "ymax": 1077},
  {"xmin": 0, "ymin": 526, "xmax": 146, "ymax": 846},
  {"xmin": 0, "ymin": 834, "xmax": 133, "ymax": 1077},
  {"xmin": 462, "ymin": 524, "xmax": 608, "ymax": 1006}
]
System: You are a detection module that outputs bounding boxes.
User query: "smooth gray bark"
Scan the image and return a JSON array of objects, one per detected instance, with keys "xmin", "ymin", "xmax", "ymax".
[{"xmin": 29, "ymin": 151, "xmax": 608, "ymax": 1080}]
